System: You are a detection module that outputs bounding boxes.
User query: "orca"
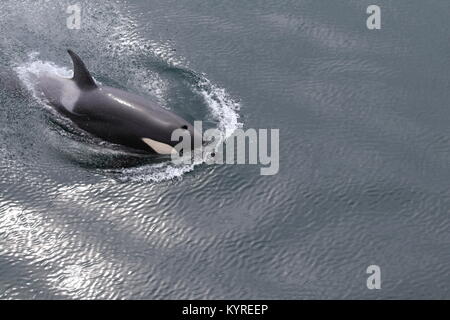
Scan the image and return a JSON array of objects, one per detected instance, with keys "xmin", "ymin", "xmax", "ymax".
[{"xmin": 36, "ymin": 50, "xmax": 201, "ymax": 154}]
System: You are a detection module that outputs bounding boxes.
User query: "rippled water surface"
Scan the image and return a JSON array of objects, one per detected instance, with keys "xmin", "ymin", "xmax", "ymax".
[{"xmin": 0, "ymin": 0, "xmax": 449, "ymax": 299}]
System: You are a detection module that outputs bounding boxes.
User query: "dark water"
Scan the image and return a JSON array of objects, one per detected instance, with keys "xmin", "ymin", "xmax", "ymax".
[{"xmin": 0, "ymin": 0, "xmax": 449, "ymax": 299}]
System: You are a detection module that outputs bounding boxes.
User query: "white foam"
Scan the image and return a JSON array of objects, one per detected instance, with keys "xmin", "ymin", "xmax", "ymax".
[
  {"xmin": 196, "ymin": 78, "xmax": 242, "ymax": 141},
  {"xmin": 15, "ymin": 52, "xmax": 72, "ymax": 102}
]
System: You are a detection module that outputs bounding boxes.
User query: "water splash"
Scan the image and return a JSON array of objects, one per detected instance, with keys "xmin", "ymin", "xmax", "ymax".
[{"xmin": 14, "ymin": 55, "xmax": 241, "ymax": 183}]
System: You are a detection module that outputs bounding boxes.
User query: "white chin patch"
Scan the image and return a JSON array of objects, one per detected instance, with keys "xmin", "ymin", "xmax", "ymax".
[{"xmin": 141, "ymin": 138, "xmax": 177, "ymax": 155}]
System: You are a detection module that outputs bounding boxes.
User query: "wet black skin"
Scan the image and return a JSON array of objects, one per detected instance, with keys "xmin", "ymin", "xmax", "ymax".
[{"xmin": 63, "ymin": 84, "xmax": 197, "ymax": 152}]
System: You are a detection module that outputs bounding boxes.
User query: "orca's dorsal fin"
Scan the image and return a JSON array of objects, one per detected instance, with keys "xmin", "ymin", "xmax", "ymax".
[{"xmin": 67, "ymin": 49, "xmax": 97, "ymax": 89}]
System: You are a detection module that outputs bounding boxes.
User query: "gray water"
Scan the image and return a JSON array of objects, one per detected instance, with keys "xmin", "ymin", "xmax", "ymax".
[{"xmin": 0, "ymin": 0, "xmax": 449, "ymax": 299}]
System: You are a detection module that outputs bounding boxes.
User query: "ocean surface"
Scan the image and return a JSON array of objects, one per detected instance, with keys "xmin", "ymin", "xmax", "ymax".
[{"xmin": 0, "ymin": 0, "xmax": 449, "ymax": 299}]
